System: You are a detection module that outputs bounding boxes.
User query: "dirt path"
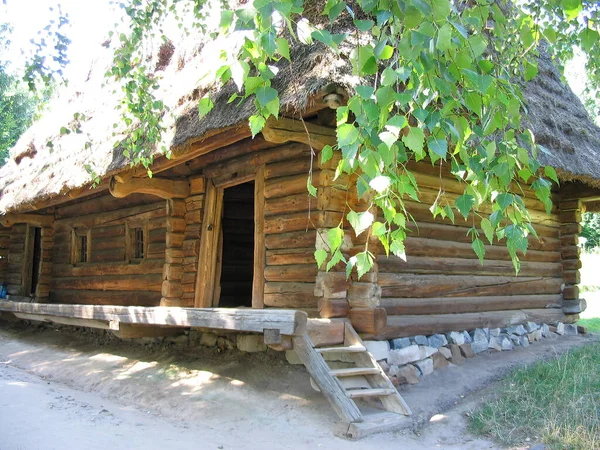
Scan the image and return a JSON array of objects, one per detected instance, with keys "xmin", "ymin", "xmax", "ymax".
[{"xmin": 0, "ymin": 324, "xmax": 595, "ymax": 449}]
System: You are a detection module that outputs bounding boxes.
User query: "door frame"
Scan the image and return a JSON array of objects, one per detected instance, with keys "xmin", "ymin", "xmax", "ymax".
[{"xmin": 193, "ymin": 165, "xmax": 265, "ymax": 308}]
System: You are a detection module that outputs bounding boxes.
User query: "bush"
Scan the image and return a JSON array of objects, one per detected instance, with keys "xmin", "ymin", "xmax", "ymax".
[{"xmin": 581, "ymin": 212, "xmax": 600, "ymax": 250}]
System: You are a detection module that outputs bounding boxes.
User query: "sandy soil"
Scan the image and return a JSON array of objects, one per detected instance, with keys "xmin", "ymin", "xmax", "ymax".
[{"xmin": 0, "ymin": 322, "xmax": 596, "ymax": 450}]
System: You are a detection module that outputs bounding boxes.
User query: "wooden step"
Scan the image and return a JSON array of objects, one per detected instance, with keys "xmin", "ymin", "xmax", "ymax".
[
  {"xmin": 316, "ymin": 345, "xmax": 366, "ymax": 354},
  {"xmin": 346, "ymin": 388, "xmax": 396, "ymax": 399},
  {"xmin": 329, "ymin": 367, "xmax": 380, "ymax": 377}
]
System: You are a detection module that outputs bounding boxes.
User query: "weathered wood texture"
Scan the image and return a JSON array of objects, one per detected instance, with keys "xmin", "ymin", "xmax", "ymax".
[
  {"xmin": 49, "ymin": 194, "xmax": 166, "ymax": 307},
  {"xmin": 558, "ymin": 199, "xmax": 582, "ymax": 315}
]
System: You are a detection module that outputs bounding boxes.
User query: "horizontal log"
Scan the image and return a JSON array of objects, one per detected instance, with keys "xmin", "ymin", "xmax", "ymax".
[
  {"xmin": 307, "ymin": 318, "xmax": 346, "ymax": 347},
  {"xmin": 51, "ymin": 274, "xmax": 163, "ymax": 291},
  {"xmin": 381, "ymin": 294, "xmax": 562, "ymax": 315},
  {"xmin": 558, "ymin": 209, "xmax": 581, "ymax": 223},
  {"xmin": 264, "ymin": 170, "xmax": 353, "ymax": 200},
  {"xmin": 264, "ymin": 211, "xmax": 342, "ymax": 235},
  {"xmin": 382, "ymin": 308, "xmax": 573, "ymax": 339},
  {"xmin": 348, "ymin": 307, "xmax": 387, "ymax": 336},
  {"xmin": 0, "ymin": 301, "xmax": 308, "ymax": 336},
  {"xmin": 187, "ymin": 136, "xmax": 277, "ymax": 172},
  {"xmin": 560, "ymin": 246, "xmax": 580, "ymax": 260},
  {"xmin": 265, "ymin": 230, "xmax": 316, "ymax": 250},
  {"xmin": 563, "ymin": 270, "xmax": 580, "ymax": 285},
  {"xmin": 110, "ymin": 176, "xmax": 190, "ymax": 200},
  {"xmin": 558, "ymin": 200, "xmax": 580, "ymax": 211},
  {"xmin": 405, "ymin": 222, "xmax": 560, "ymax": 252},
  {"xmin": 378, "ymin": 273, "xmax": 562, "ymax": 298},
  {"xmin": 318, "ymin": 298, "xmax": 350, "ymax": 318},
  {"xmin": 562, "ymin": 285, "xmax": 579, "ymax": 300},
  {"xmin": 266, "ymin": 248, "xmax": 315, "ymax": 266},
  {"xmin": 563, "ymin": 259, "xmax": 582, "ymax": 270},
  {"xmin": 1, "ymin": 213, "xmax": 54, "ymax": 228},
  {"xmin": 560, "ymin": 223, "xmax": 582, "ymax": 235},
  {"xmin": 13, "ymin": 312, "xmax": 112, "ymax": 330},
  {"xmin": 377, "ymin": 255, "xmax": 562, "ymax": 278},
  {"xmin": 53, "ymin": 260, "xmax": 164, "ymax": 277},
  {"xmin": 89, "ymin": 224, "xmax": 125, "ymax": 239},
  {"xmin": 49, "ymin": 289, "xmax": 161, "ymax": 306},
  {"xmin": 90, "ymin": 248, "xmax": 127, "ymax": 263},
  {"xmin": 264, "ymin": 264, "xmax": 318, "ymax": 283},
  {"xmin": 55, "ymin": 193, "xmax": 159, "ymax": 220},
  {"xmin": 261, "ymin": 117, "xmax": 336, "ymax": 151}
]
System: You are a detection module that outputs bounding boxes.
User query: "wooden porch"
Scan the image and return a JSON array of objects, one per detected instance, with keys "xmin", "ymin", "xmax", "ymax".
[{"xmin": 0, "ymin": 300, "xmax": 411, "ymax": 438}]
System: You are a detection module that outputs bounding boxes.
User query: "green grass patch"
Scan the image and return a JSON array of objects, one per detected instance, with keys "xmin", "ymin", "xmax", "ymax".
[
  {"xmin": 469, "ymin": 343, "xmax": 600, "ymax": 449},
  {"xmin": 578, "ymin": 318, "xmax": 600, "ymax": 333}
]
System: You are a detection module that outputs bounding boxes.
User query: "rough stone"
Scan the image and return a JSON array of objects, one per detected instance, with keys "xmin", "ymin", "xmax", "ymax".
[
  {"xmin": 533, "ymin": 329, "xmax": 543, "ymax": 341},
  {"xmin": 388, "ymin": 345, "xmax": 437, "ymax": 366},
  {"xmin": 500, "ymin": 335, "xmax": 513, "ymax": 351},
  {"xmin": 217, "ymin": 336, "xmax": 235, "ymax": 350},
  {"xmin": 488, "ymin": 336, "xmax": 502, "ymax": 352},
  {"xmin": 506, "ymin": 325, "xmax": 527, "ymax": 336},
  {"xmin": 449, "ymin": 344, "xmax": 465, "ymax": 364},
  {"xmin": 540, "ymin": 323, "xmax": 550, "ymax": 337},
  {"xmin": 459, "ymin": 343, "xmax": 475, "ymax": 358},
  {"xmin": 438, "ymin": 346, "xmax": 452, "ymax": 359},
  {"xmin": 446, "ymin": 331, "xmax": 465, "ymax": 345},
  {"xmin": 413, "ymin": 358, "xmax": 434, "ymax": 376},
  {"xmin": 555, "ymin": 322, "xmax": 565, "ymax": 335},
  {"xmin": 200, "ymin": 332, "xmax": 218, "ymax": 347},
  {"xmin": 509, "ymin": 335, "xmax": 521, "ymax": 346},
  {"xmin": 378, "ymin": 360, "xmax": 390, "ymax": 373},
  {"xmin": 463, "ymin": 331, "xmax": 473, "ymax": 343},
  {"xmin": 394, "ymin": 364, "xmax": 420, "ymax": 384},
  {"xmin": 546, "ymin": 331, "xmax": 559, "ymax": 340},
  {"xmin": 432, "ymin": 351, "xmax": 450, "ymax": 369},
  {"xmin": 525, "ymin": 321, "xmax": 539, "ymax": 332},
  {"xmin": 529, "ymin": 444, "xmax": 547, "ymax": 450},
  {"xmin": 390, "ymin": 337, "xmax": 411, "ymax": 350},
  {"xmin": 563, "ymin": 323, "xmax": 579, "ymax": 336},
  {"xmin": 412, "ymin": 335, "xmax": 428, "ymax": 346},
  {"xmin": 471, "ymin": 328, "xmax": 488, "ymax": 354},
  {"xmin": 427, "ymin": 334, "xmax": 448, "ymax": 348},
  {"xmin": 364, "ymin": 340, "xmax": 390, "ymax": 361},
  {"xmin": 520, "ymin": 335, "xmax": 530, "ymax": 347},
  {"xmin": 489, "ymin": 328, "xmax": 501, "ymax": 337},
  {"xmin": 167, "ymin": 334, "xmax": 189, "ymax": 345},
  {"xmin": 237, "ymin": 334, "xmax": 267, "ymax": 353}
]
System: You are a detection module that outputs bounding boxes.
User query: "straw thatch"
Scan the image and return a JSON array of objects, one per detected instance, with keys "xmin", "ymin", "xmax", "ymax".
[{"xmin": 0, "ymin": 17, "xmax": 599, "ymax": 214}]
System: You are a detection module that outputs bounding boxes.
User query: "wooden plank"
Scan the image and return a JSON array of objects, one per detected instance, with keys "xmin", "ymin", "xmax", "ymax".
[
  {"xmin": 194, "ymin": 179, "xmax": 223, "ymax": 307},
  {"xmin": 264, "ymin": 211, "xmax": 342, "ymax": 234},
  {"xmin": 54, "ymin": 202, "xmax": 165, "ymax": 231},
  {"xmin": 343, "ymin": 412, "xmax": 410, "ymax": 440},
  {"xmin": 109, "ymin": 176, "xmax": 190, "ymax": 199},
  {"xmin": 264, "ymin": 264, "xmax": 318, "ymax": 283},
  {"xmin": 291, "ymin": 333, "xmax": 363, "ymax": 423},
  {"xmin": 381, "ymin": 294, "xmax": 562, "ymax": 315},
  {"xmin": 13, "ymin": 312, "xmax": 112, "ymax": 330},
  {"xmin": 265, "ymin": 230, "xmax": 316, "ymax": 250},
  {"xmin": 51, "ymin": 274, "xmax": 162, "ymax": 291},
  {"xmin": 252, "ymin": 166, "xmax": 266, "ymax": 309},
  {"xmin": 0, "ymin": 301, "xmax": 307, "ymax": 335},
  {"xmin": 52, "ymin": 260, "xmax": 164, "ymax": 277}
]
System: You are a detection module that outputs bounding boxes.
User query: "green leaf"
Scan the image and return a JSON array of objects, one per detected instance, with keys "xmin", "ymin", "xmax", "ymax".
[
  {"xmin": 198, "ymin": 97, "xmax": 215, "ymax": 119},
  {"xmin": 249, "ymin": 114, "xmax": 266, "ymax": 137},
  {"xmin": 544, "ymin": 166, "xmax": 560, "ymax": 185},
  {"xmin": 347, "ymin": 210, "xmax": 374, "ymax": 236},
  {"xmin": 580, "ymin": 27, "xmax": 599, "ymax": 53},
  {"xmin": 524, "ymin": 60, "xmax": 538, "ymax": 81},
  {"xmin": 60, "ymin": 126, "xmax": 71, "ymax": 135},
  {"xmin": 472, "ymin": 238, "xmax": 486, "ymax": 263},
  {"xmin": 561, "ymin": 0, "xmax": 582, "ymax": 20},
  {"xmin": 432, "ymin": 0, "xmax": 451, "ymax": 23},
  {"xmin": 455, "ymin": 194, "xmax": 475, "ymax": 219},
  {"xmin": 337, "ymin": 123, "xmax": 359, "ymax": 147},
  {"xmin": 327, "ymin": 249, "xmax": 345, "ymax": 271},
  {"xmin": 354, "ymin": 251, "xmax": 374, "ymax": 279},
  {"xmin": 255, "ymin": 86, "xmax": 278, "ymax": 108},
  {"xmin": 321, "ymin": 145, "xmax": 333, "ymax": 164},
  {"xmin": 480, "ymin": 218, "xmax": 494, "ymax": 244},
  {"xmin": 354, "ymin": 19, "xmax": 374, "ymax": 31},
  {"xmin": 276, "ymin": 38, "xmax": 290, "ymax": 61},
  {"xmin": 356, "ymin": 85, "xmax": 374, "ymax": 99},
  {"xmin": 307, "ymin": 177, "xmax": 317, "ymax": 197},
  {"xmin": 402, "ymin": 127, "xmax": 425, "ymax": 159},
  {"xmin": 427, "ymin": 136, "xmax": 448, "ymax": 160},
  {"xmin": 328, "ymin": 227, "xmax": 344, "ymax": 252},
  {"xmin": 436, "ymin": 23, "xmax": 452, "ymax": 51},
  {"xmin": 314, "ymin": 249, "xmax": 328, "ymax": 268}
]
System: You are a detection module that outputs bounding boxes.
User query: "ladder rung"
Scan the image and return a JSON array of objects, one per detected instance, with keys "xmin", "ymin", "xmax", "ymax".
[
  {"xmin": 316, "ymin": 345, "xmax": 366, "ymax": 354},
  {"xmin": 330, "ymin": 367, "xmax": 380, "ymax": 377},
  {"xmin": 346, "ymin": 388, "xmax": 396, "ymax": 399}
]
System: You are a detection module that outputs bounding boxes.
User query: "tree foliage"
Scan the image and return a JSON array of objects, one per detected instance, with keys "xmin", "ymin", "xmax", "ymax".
[
  {"xmin": 581, "ymin": 212, "xmax": 600, "ymax": 250},
  {"xmin": 30, "ymin": 0, "xmax": 600, "ymax": 276}
]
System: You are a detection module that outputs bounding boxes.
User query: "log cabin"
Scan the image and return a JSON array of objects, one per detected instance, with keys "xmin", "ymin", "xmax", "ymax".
[{"xmin": 0, "ymin": 12, "xmax": 599, "ymax": 432}]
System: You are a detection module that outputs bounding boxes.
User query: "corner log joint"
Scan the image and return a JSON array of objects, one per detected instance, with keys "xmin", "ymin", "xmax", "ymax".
[
  {"xmin": 261, "ymin": 117, "xmax": 336, "ymax": 150},
  {"xmin": 109, "ymin": 176, "xmax": 190, "ymax": 200},
  {"xmin": 0, "ymin": 213, "xmax": 54, "ymax": 228}
]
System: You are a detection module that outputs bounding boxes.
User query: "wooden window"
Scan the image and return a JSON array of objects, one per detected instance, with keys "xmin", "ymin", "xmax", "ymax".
[
  {"xmin": 71, "ymin": 228, "xmax": 90, "ymax": 264},
  {"xmin": 126, "ymin": 222, "xmax": 147, "ymax": 262}
]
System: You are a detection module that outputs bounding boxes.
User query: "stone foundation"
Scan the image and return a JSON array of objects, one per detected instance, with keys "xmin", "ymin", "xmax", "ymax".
[{"xmin": 365, "ymin": 321, "xmax": 583, "ymax": 386}]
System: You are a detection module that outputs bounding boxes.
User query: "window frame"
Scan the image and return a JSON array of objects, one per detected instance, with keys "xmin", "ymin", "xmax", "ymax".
[
  {"xmin": 125, "ymin": 220, "xmax": 148, "ymax": 263},
  {"xmin": 71, "ymin": 228, "xmax": 91, "ymax": 265}
]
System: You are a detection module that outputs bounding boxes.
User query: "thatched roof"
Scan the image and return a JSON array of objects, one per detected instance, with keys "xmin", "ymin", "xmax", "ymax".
[{"xmin": 0, "ymin": 20, "xmax": 599, "ymax": 214}]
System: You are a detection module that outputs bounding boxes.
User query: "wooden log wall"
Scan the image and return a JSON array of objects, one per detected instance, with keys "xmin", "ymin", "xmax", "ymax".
[
  {"xmin": 3, "ymin": 224, "xmax": 25, "ymax": 295},
  {"xmin": 180, "ymin": 176, "xmax": 204, "ymax": 306},
  {"xmin": 375, "ymin": 163, "xmax": 568, "ymax": 338},
  {"xmin": 49, "ymin": 193, "xmax": 166, "ymax": 306},
  {"xmin": 161, "ymin": 198, "xmax": 186, "ymax": 306},
  {"xmin": 558, "ymin": 199, "xmax": 584, "ymax": 315},
  {"xmin": 0, "ymin": 226, "xmax": 9, "ymax": 284}
]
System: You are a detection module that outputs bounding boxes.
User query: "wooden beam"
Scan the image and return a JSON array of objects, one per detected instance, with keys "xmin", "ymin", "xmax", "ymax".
[
  {"xmin": 0, "ymin": 213, "xmax": 54, "ymax": 228},
  {"xmin": 252, "ymin": 166, "xmax": 266, "ymax": 308},
  {"xmin": 261, "ymin": 117, "xmax": 336, "ymax": 150},
  {"xmin": 0, "ymin": 301, "xmax": 308, "ymax": 336},
  {"xmin": 109, "ymin": 176, "xmax": 190, "ymax": 200}
]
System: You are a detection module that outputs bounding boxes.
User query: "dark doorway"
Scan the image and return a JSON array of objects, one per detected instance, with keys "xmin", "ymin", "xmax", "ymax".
[
  {"xmin": 217, "ymin": 181, "xmax": 255, "ymax": 307},
  {"xmin": 26, "ymin": 226, "xmax": 42, "ymax": 296}
]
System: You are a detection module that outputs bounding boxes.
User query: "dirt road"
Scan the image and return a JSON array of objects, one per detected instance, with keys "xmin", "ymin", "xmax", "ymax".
[{"xmin": 0, "ymin": 323, "xmax": 594, "ymax": 450}]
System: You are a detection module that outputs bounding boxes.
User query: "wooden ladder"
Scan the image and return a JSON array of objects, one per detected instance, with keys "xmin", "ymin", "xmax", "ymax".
[{"xmin": 293, "ymin": 321, "xmax": 411, "ymax": 429}]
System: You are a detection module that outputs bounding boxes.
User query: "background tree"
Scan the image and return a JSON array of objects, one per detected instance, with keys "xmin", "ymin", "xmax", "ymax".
[{"xmin": 581, "ymin": 212, "xmax": 600, "ymax": 250}]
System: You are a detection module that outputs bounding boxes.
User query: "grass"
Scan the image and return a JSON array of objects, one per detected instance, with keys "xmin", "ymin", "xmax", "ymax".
[
  {"xmin": 578, "ymin": 318, "xmax": 600, "ymax": 333},
  {"xmin": 469, "ymin": 343, "xmax": 600, "ymax": 449}
]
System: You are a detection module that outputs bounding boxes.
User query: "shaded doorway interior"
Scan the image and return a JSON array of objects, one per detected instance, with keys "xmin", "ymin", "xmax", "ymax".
[
  {"xmin": 217, "ymin": 181, "xmax": 255, "ymax": 307},
  {"xmin": 25, "ymin": 226, "xmax": 42, "ymax": 296}
]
